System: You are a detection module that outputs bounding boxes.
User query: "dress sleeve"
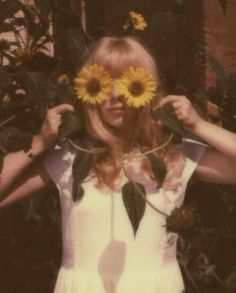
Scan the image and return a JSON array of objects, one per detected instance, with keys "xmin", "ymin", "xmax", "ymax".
[
  {"xmin": 41, "ymin": 143, "xmax": 74, "ymax": 190},
  {"xmin": 181, "ymin": 138, "xmax": 208, "ymax": 182}
]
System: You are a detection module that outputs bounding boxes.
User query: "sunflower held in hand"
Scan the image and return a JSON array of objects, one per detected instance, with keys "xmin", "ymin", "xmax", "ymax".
[
  {"xmin": 74, "ymin": 64, "xmax": 113, "ymax": 105},
  {"xmin": 115, "ymin": 67, "xmax": 157, "ymax": 108}
]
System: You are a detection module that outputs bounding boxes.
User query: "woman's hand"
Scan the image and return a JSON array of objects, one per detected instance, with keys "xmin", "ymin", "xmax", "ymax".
[
  {"xmin": 32, "ymin": 104, "xmax": 74, "ymax": 156},
  {"xmin": 159, "ymin": 95, "xmax": 203, "ymax": 132}
]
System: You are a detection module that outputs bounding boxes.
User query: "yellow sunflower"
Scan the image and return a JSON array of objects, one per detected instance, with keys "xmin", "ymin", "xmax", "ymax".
[
  {"xmin": 58, "ymin": 74, "xmax": 69, "ymax": 84},
  {"xmin": 115, "ymin": 67, "xmax": 157, "ymax": 108},
  {"xmin": 74, "ymin": 64, "xmax": 113, "ymax": 105},
  {"xmin": 123, "ymin": 11, "xmax": 147, "ymax": 31}
]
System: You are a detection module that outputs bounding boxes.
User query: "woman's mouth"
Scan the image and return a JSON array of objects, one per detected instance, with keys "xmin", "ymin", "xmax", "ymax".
[{"xmin": 109, "ymin": 106, "xmax": 125, "ymax": 115}]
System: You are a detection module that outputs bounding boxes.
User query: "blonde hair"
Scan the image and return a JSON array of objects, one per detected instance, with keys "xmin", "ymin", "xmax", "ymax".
[{"xmin": 79, "ymin": 36, "xmax": 182, "ymax": 190}]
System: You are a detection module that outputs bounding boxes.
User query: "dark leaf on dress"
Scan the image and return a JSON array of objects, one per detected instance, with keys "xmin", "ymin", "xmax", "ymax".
[
  {"xmin": 122, "ymin": 182, "xmax": 146, "ymax": 237},
  {"xmin": 72, "ymin": 150, "xmax": 93, "ymax": 202},
  {"xmin": 146, "ymin": 153, "xmax": 167, "ymax": 186}
]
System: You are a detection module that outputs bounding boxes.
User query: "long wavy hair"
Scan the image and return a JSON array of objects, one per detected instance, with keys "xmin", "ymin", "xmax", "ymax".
[{"xmin": 79, "ymin": 36, "xmax": 183, "ymax": 190}]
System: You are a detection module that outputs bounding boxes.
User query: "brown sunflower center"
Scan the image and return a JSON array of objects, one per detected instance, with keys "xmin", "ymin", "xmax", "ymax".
[
  {"xmin": 128, "ymin": 81, "xmax": 144, "ymax": 97},
  {"xmin": 86, "ymin": 78, "xmax": 101, "ymax": 96}
]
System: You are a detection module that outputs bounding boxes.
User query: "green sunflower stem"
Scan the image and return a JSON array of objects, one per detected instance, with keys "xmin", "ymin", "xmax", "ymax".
[
  {"xmin": 0, "ymin": 108, "xmax": 32, "ymax": 128},
  {"xmin": 68, "ymin": 138, "xmax": 105, "ymax": 155},
  {"xmin": 121, "ymin": 156, "xmax": 169, "ymax": 217}
]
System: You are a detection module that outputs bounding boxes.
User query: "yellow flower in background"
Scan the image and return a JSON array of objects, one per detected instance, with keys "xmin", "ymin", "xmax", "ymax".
[
  {"xmin": 58, "ymin": 74, "xmax": 69, "ymax": 84},
  {"xmin": 123, "ymin": 11, "xmax": 147, "ymax": 31},
  {"xmin": 115, "ymin": 67, "xmax": 157, "ymax": 108},
  {"xmin": 74, "ymin": 64, "xmax": 113, "ymax": 105}
]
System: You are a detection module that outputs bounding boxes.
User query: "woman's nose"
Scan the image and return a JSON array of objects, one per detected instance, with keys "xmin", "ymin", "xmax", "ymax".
[{"xmin": 110, "ymin": 84, "xmax": 122, "ymax": 102}]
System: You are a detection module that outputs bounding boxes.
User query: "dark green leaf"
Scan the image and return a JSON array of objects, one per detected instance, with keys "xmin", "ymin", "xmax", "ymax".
[
  {"xmin": 122, "ymin": 182, "xmax": 146, "ymax": 236},
  {"xmin": 58, "ymin": 112, "xmax": 83, "ymax": 141},
  {"xmin": 25, "ymin": 52, "xmax": 59, "ymax": 74},
  {"xmin": 0, "ymin": 67, "xmax": 11, "ymax": 89},
  {"xmin": 17, "ymin": 70, "xmax": 57, "ymax": 117},
  {"xmin": 63, "ymin": 27, "xmax": 89, "ymax": 67},
  {"xmin": 152, "ymin": 103, "xmax": 185, "ymax": 136},
  {"xmin": 55, "ymin": 82, "xmax": 76, "ymax": 105},
  {"xmin": 146, "ymin": 153, "xmax": 167, "ymax": 186},
  {"xmin": 0, "ymin": 22, "xmax": 15, "ymax": 33},
  {"xmin": 0, "ymin": 0, "xmax": 21, "ymax": 23},
  {"xmin": 208, "ymin": 55, "xmax": 226, "ymax": 81},
  {"xmin": 218, "ymin": 0, "xmax": 228, "ymax": 14},
  {"xmin": 0, "ymin": 127, "xmax": 32, "ymax": 152},
  {"xmin": 152, "ymin": 104, "xmax": 203, "ymax": 142},
  {"xmin": 72, "ymin": 149, "xmax": 93, "ymax": 202}
]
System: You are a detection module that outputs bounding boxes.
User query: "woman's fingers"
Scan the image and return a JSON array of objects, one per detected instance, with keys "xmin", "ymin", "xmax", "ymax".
[
  {"xmin": 52, "ymin": 103, "xmax": 75, "ymax": 114},
  {"xmin": 158, "ymin": 95, "xmax": 201, "ymax": 130}
]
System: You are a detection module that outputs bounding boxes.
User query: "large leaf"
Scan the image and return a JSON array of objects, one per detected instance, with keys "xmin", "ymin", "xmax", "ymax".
[
  {"xmin": 152, "ymin": 104, "xmax": 203, "ymax": 142},
  {"xmin": 146, "ymin": 153, "xmax": 167, "ymax": 186},
  {"xmin": 218, "ymin": 0, "xmax": 228, "ymax": 14},
  {"xmin": 122, "ymin": 182, "xmax": 146, "ymax": 236},
  {"xmin": 58, "ymin": 112, "xmax": 83, "ymax": 141},
  {"xmin": 0, "ymin": 126, "xmax": 32, "ymax": 152},
  {"xmin": 72, "ymin": 149, "xmax": 93, "ymax": 202},
  {"xmin": 17, "ymin": 70, "xmax": 57, "ymax": 117},
  {"xmin": 24, "ymin": 52, "xmax": 59, "ymax": 74}
]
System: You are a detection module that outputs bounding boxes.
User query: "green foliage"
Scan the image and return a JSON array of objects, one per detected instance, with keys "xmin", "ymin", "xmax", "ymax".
[{"xmin": 0, "ymin": 0, "xmax": 90, "ymax": 171}]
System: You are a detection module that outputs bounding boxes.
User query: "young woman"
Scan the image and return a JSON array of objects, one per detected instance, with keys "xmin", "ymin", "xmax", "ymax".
[{"xmin": 1, "ymin": 36, "xmax": 236, "ymax": 293}]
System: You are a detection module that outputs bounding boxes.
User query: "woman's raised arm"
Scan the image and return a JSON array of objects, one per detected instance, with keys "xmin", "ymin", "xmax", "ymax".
[
  {"xmin": 159, "ymin": 95, "xmax": 236, "ymax": 184},
  {"xmin": 0, "ymin": 103, "xmax": 74, "ymax": 204}
]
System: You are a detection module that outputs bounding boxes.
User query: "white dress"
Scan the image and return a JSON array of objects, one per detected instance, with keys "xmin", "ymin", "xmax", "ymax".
[{"xmin": 42, "ymin": 140, "xmax": 205, "ymax": 293}]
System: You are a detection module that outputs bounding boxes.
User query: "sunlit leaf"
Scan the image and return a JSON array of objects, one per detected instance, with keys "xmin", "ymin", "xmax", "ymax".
[
  {"xmin": 146, "ymin": 153, "xmax": 167, "ymax": 186},
  {"xmin": 72, "ymin": 149, "xmax": 93, "ymax": 202},
  {"xmin": 122, "ymin": 182, "xmax": 146, "ymax": 236}
]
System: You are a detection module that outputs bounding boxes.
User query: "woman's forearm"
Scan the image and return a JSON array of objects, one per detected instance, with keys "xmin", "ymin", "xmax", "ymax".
[
  {"xmin": 192, "ymin": 119, "xmax": 236, "ymax": 161},
  {"xmin": 0, "ymin": 135, "xmax": 44, "ymax": 198}
]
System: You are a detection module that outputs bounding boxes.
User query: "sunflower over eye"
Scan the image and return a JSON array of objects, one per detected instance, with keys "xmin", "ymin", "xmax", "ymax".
[
  {"xmin": 74, "ymin": 64, "xmax": 113, "ymax": 105},
  {"xmin": 115, "ymin": 67, "xmax": 158, "ymax": 108}
]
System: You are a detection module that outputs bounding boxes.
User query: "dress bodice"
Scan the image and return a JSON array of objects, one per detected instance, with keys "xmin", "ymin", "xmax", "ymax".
[{"xmin": 42, "ymin": 140, "xmax": 206, "ymax": 293}]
